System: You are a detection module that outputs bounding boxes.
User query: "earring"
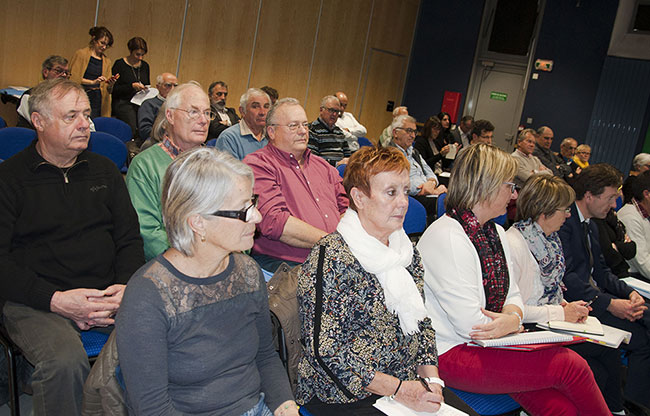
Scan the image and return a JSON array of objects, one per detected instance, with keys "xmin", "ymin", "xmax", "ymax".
[{"xmin": 200, "ymin": 234, "xmax": 206, "ymax": 242}]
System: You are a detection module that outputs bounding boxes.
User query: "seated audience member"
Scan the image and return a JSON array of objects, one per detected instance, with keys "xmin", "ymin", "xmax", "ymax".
[
  {"xmin": 390, "ymin": 115, "xmax": 446, "ymax": 224},
  {"xmin": 414, "ymin": 116, "xmax": 457, "ymax": 174},
  {"xmin": 572, "ymin": 144, "xmax": 591, "ymax": 169},
  {"xmin": 379, "ymin": 106, "xmax": 408, "ymax": 147},
  {"xmin": 127, "ymin": 83, "xmax": 212, "ymax": 261},
  {"xmin": 207, "ymin": 80, "xmax": 239, "ymax": 139},
  {"xmin": 16, "ymin": 55, "xmax": 71, "ymax": 128},
  {"xmin": 559, "ymin": 164, "xmax": 650, "ymax": 412},
  {"xmin": 117, "ymin": 147, "xmax": 298, "ymax": 416},
  {"xmin": 469, "ymin": 119, "xmax": 494, "ymax": 145},
  {"xmin": 262, "ymin": 85, "xmax": 279, "ymax": 105},
  {"xmin": 618, "ymin": 171, "xmax": 650, "ymax": 280},
  {"xmin": 559, "ymin": 137, "xmax": 578, "ymax": 164},
  {"xmin": 533, "ymin": 126, "xmax": 573, "ymax": 180},
  {"xmin": 217, "ymin": 88, "xmax": 270, "ymax": 160},
  {"xmin": 623, "ymin": 153, "xmax": 650, "ymax": 204},
  {"xmin": 511, "ymin": 128, "xmax": 552, "ymax": 189},
  {"xmin": 297, "ymin": 146, "xmax": 443, "ymax": 414},
  {"xmin": 335, "ymin": 90, "xmax": 366, "ymax": 151},
  {"xmin": 594, "ymin": 208, "xmax": 636, "ymax": 278},
  {"xmin": 244, "ymin": 98, "xmax": 348, "ymax": 272},
  {"xmin": 506, "ymin": 175, "xmax": 625, "ymax": 414},
  {"xmin": 451, "ymin": 115, "xmax": 473, "ymax": 148},
  {"xmin": 137, "ymin": 72, "xmax": 178, "ymax": 142},
  {"xmin": 308, "ymin": 95, "xmax": 351, "ymax": 166},
  {"xmin": 0, "ymin": 79, "xmax": 144, "ymax": 415},
  {"xmin": 417, "ymin": 143, "xmax": 610, "ymax": 415},
  {"xmin": 437, "ymin": 112, "xmax": 455, "ymax": 145}
]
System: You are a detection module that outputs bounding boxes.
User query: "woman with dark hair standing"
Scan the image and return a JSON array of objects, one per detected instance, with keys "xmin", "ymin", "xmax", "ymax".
[
  {"xmin": 70, "ymin": 26, "xmax": 117, "ymax": 118},
  {"xmin": 112, "ymin": 37, "xmax": 151, "ymax": 139}
]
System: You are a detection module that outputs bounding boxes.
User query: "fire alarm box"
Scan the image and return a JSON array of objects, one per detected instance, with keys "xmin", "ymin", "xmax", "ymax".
[{"xmin": 441, "ymin": 91, "xmax": 462, "ymax": 123}]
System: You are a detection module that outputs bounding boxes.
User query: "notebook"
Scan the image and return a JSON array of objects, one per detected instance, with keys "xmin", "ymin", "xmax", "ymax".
[
  {"xmin": 469, "ymin": 330, "xmax": 577, "ymax": 349},
  {"xmin": 373, "ymin": 396, "xmax": 468, "ymax": 416},
  {"xmin": 547, "ymin": 316, "xmax": 604, "ymax": 335},
  {"xmin": 622, "ymin": 277, "xmax": 650, "ymax": 299},
  {"xmin": 538, "ymin": 322, "xmax": 632, "ymax": 349}
]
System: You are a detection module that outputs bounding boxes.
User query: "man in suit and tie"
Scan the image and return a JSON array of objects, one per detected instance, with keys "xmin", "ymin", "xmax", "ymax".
[
  {"xmin": 559, "ymin": 163, "xmax": 650, "ymax": 412},
  {"xmin": 450, "ymin": 115, "xmax": 473, "ymax": 148},
  {"xmin": 207, "ymin": 80, "xmax": 240, "ymax": 139}
]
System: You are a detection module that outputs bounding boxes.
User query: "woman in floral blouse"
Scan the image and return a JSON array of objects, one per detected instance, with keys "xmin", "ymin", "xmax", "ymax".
[{"xmin": 297, "ymin": 146, "xmax": 443, "ymax": 415}]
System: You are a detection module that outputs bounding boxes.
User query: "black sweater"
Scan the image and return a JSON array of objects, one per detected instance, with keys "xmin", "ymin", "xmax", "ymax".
[
  {"xmin": 111, "ymin": 58, "xmax": 150, "ymax": 101},
  {"xmin": 0, "ymin": 141, "xmax": 144, "ymax": 310}
]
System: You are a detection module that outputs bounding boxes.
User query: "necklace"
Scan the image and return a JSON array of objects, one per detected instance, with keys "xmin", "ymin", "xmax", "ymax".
[{"xmin": 128, "ymin": 59, "xmax": 141, "ymax": 83}]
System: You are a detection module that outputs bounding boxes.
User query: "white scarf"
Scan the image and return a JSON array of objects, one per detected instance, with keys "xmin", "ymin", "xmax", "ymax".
[{"xmin": 336, "ymin": 209, "xmax": 428, "ymax": 335}]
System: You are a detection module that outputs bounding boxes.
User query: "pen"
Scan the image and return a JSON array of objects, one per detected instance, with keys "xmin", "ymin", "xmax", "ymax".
[
  {"xmin": 585, "ymin": 299, "xmax": 594, "ymax": 307},
  {"xmin": 418, "ymin": 377, "xmax": 432, "ymax": 393}
]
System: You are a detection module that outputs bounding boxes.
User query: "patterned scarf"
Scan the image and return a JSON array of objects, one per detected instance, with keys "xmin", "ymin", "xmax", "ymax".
[
  {"xmin": 448, "ymin": 208, "xmax": 509, "ymax": 312},
  {"xmin": 513, "ymin": 219, "xmax": 565, "ymax": 305}
]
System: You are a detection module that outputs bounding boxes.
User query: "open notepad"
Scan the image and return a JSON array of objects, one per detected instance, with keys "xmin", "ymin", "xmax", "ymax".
[
  {"xmin": 547, "ymin": 316, "xmax": 604, "ymax": 335},
  {"xmin": 538, "ymin": 322, "xmax": 632, "ymax": 349},
  {"xmin": 622, "ymin": 277, "xmax": 650, "ymax": 299},
  {"xmin": 469, "ymin": 330, "xmax": 578, "ymax": 349},
  {"xmin": 374, "ymin": 396, "xmax": 468, "ymax": 416}
]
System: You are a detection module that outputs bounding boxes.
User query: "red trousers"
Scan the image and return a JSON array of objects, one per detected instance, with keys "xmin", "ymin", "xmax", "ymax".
[{"xmin": 439, "ymin": 344, "xmax": 610, "ymax": 416}]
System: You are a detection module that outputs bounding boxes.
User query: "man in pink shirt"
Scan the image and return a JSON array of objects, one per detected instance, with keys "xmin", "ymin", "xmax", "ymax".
[{"xmin": 244, "ymin": 98, "xmax": 348, "ymax": 272}]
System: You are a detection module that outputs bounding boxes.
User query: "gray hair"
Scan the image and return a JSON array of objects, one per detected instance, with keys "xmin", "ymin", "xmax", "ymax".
[
  {"xmin": 536, "ymin": 126, "xmax": 551, "ymax": 136},
  {"xmin": 165, "ymin": 83, "xmax": 207, "ymax": 113},
  {"xmin": 390, "ymin": 114, "xmax": 416, "ymax": 136},
  {"xmin": 266, "ymin": 97, "xmax": 301, "ymax": 126},
  {"xmin": 208, "ymin": 81, "xmax": 228, "ymax": 95},
  {"xmin": 150, "ymin": 83, "xmax": 207, "ymax": 141},
  {"xmin": 517, "ymin": 128, "xmax": 536, "ymax": 143},
  {"xmin": 561, "ymin": 137, "xmax": 577, "ymax": 148},
  {"xmin": 632, "ymin": 153, "xmax": 650, "ymax": 170},
  {"xmin": 41, "ymin": 55, "xmax": 68, "ymax": 73},
  {"xmin": 239, "ymin": 88, "xmax": 270, "ymax": 113},
  {"xmin": 320, "ymin": 95, "xmax": 339, "ymax": 108},
  {"xmin": 29, "ymin": 78, "xmax": 86, "ymax": 119},
  {"xmin": 156, "ymin": 74, "xmax": 164, "ymax": 85},
  {"xmin": 151, "ymin": 100, "xmax": 169, "ymax": 142},
  {"xmin": 162, "ymin": 147, "xmax": 255, "ymax": 257},
  {"xmin": 392, "ymin": 106, "xmax": 408, "ymax": 117}
]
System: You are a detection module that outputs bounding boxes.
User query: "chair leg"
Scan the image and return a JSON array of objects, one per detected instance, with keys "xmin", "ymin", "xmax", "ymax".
[{"xmin": 3, "ymin": 343, "xmax": 21, "ymax": 416}]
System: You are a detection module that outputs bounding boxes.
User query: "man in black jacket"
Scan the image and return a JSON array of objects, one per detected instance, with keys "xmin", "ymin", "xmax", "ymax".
[
  {"xmin": 207, "ymin": 80, "xmax": 240, "ymax": 140},
  {"xmin": 0, "ymin": 78, "xmax": 144, "ymax": 415},
  {"xmin": 533, "ymin": 125, "xmax": 573, "ymax": 181},
  {"xmin": 559, "ymin": 164, "xmax": 650, "ymax": 412}
]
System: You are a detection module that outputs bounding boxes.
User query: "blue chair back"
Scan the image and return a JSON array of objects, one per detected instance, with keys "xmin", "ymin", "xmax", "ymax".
[
  {"xmin": 357, "ymin": 137, "xmax": 373, "ymax": 147},
  {"xmin": 80, "ymin": 330, "xmax": 110, "ymax": 358},
  {"xmin": 336, "ymin": 164, "xmax": 346, "ymax": 178},
  {"xmin": 404, "ymin": 196, "xmax": 427, "ymax": 235},
  {"xmin": 0, "ymin": 116, "xmax": 6, "ymax": 128},
  {"xmin": 93, "ymin": 117, "xmax": 132, "ymax": 143},
  {"xmin": 448, "ymin": 388, "xmax": 520, "ymax": 416},
  {"xmin": 0, "ymin": 127, "xmax": 36, "ymax": 160},
  {"xmin": 616, "ymin": 196, "xmax": 623, "ymax": 211},
  {"xmin": 206, "ymin": 138, "xmax": 217, "ymax": 147},
  {"xmin": 493, "ymin": 213, "xmax": 507, "ymax": 226},
  {"xmin": 437, "ymin": 192, "xmax": 447, "ymax": 218},
  {"xmin": 89, "ymin": 132, "xmax": 127, "ymax": 169}
]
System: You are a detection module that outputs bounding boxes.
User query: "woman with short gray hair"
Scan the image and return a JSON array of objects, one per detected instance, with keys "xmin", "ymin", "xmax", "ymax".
[{"xmin": 116, "ymin": 147, "xmax": 298, "ymax": 416}]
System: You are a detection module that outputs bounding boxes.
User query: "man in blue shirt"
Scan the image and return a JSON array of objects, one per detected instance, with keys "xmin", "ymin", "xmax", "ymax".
[{"xmin": 216, "ymin": 88, "xmax": 270, "ymax": 160}]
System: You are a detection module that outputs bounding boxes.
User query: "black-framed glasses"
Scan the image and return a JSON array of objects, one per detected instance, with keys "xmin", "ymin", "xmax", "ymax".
[
  {"xmin": 503, "ymin": 182, "xmax": 517, "ymax": 193},
  {"xmin": 268, "ymin": 122, "xmax": 309, "ymax": 132},
  {"xmin": 395, "ymin": 127, "xmax": 417, "ymax": 136},
  {"xmin": 210, "ymin": 195, "xmax": 259, "ymax": 222},
  {"xmin": 323, "ymin": 107, "xmax": 343, "ymax": 116},
  {"xmin": 48, "ymin": 67, "xmax": 71, "ymax": 77},
  {"xmin": 171, "ymin": 108, "xmax": 216, "ymax": 121}
]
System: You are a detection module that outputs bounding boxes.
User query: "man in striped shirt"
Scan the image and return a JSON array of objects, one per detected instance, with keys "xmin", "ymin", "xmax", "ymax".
[{"xmin": 308, "ymin": 95, "xmax": 351, "ymax": 167}]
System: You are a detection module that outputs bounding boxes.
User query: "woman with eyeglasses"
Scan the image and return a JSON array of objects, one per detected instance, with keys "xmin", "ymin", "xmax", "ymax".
[
  {"xmin": 417, "ymin": 144, "xmax": 610, "ymax": 415},
  {"xmin": 126, "ymin": 83, "xmax": 215, "ymax": 261},
  {"xmin": 573, "ymin": 144, "xmax": 592, "ymax": 170},
  {"xmin": 117, "ymin": 147, "xmax": 298, "ymax": 416},
  {"xmin": 506, "ymin": 174, "xmax": 625, "ymax": 414},
  {"xmin": 70, "ymin": 26, "xmax": 118, "ymax": 118}
]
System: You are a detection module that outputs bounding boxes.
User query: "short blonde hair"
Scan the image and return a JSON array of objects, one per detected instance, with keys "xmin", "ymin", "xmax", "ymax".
[
  {"xmin": 576, "ymin": 144, "xmax": 591, "ymax": 154},
  {"xmin": 516, "ymin": 175, "xmax": 575, "ymax": 221},
  {"xmin": 162, "ymin": 147, "xmax": 254, "ymax": 257},
  {"xmin": 446, "ymin": 143, "xmax": 517, "ymax": 211}
]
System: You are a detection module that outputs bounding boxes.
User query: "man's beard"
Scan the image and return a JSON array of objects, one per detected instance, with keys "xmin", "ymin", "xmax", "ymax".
[{"xmin": 214, "ymin": 100, "xmax": 226, "ymax": 110}]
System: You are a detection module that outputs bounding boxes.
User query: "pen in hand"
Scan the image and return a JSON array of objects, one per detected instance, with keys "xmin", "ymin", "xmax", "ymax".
[{"xmin": 418, "ymin": 377, "xmax": 432, "ymax": 393}]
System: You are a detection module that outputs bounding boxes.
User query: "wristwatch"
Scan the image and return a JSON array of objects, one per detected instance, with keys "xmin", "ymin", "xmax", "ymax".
[{"xmin": 424, "ymin": 377, "xmax": 445, "ymax": 388}]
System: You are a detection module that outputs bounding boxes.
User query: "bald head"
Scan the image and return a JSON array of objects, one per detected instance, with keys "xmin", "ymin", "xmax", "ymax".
[{"xmin": 335, "ymin": 91, "xmax": 348, "ymax": 111}]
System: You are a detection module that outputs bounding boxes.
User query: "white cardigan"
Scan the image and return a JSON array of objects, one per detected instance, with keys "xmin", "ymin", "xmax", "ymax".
[
  {"xmin": 618, "ymin": 203, "xmax": 650, "ymax": 279},
  {"xmin": 417, "ymin": 215, "xmax": 524, "ymax": 355},
  {"xmin": 505, "ymin": 227, "xmax": 565, "ymax": 324}
]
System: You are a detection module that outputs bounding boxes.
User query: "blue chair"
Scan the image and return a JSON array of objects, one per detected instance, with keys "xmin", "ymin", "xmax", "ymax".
[
  {"xmin": 493, "ymin": 213, "xmax": 507, "ymax": 226},
  {"xmin": 357, "ymin": 137, "xmax": 373, "ymax": 147},
  {"xmin": 206, "ymin": 138, "xmax": 217, "ymax": 147},
  {"xmin": 93, "ymin": 117, "xmax": 132, "ymax": 143},
  {"xmin": 0, "ymin": 127, "xmax": 36, "ymax": 160},
  {"xmin": 615, "ymin": 196, "xmax": 623, "ymax": 211},
  {"xmin": 404, "ymin": 196, "xmax": 427, "ymax": 235},
  {"xmin": 0, "ymin": 115, "xmax": 7, "ymax": 128},
  {"xmin": 437, "ymin": 192, "xmax": 447, "ymax": 218},
  {"xmin": 89, "ymin": 132, "xmax": 128, "ymax": 170},
  {"xmin": 336, "ymin": 164, "xmax": 346, "ymax": 178},
  {"xmin": 448, "ymin": 388, "xmax": 520, "ymax": 416}
]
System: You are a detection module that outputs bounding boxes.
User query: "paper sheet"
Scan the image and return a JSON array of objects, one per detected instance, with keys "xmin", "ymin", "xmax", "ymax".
[{"xmin": 373, "ymin": 396, "xmax": 469, "ymax": 416}]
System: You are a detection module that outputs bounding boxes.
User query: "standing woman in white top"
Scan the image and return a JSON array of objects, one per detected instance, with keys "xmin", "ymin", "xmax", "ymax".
[
  {"xmin": 417, "ymin": 143, "xmax": 609, "ymax": 416},
  {"xmin": 506, "ymin": 174, "xmax": 625, "ymax": 414}
]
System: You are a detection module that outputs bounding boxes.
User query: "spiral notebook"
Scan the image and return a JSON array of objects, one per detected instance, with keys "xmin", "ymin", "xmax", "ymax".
[{"xmin": 469, "ymin": 330, "xmax": 581, "ymax": 351}]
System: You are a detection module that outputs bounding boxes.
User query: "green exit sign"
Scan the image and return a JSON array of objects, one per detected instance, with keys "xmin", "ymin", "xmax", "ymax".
[{"xmin": 490, "ymin": 91, "xmax": 508, "ymax": 101}]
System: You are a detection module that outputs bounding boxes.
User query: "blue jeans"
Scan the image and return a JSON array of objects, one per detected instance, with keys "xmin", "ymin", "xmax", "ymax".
[{"xmin": 241, "ymin": 393, "xmax": 273, "ymax": 416}]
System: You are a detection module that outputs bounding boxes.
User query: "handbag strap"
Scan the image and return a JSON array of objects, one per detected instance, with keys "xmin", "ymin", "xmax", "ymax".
[{"xmin": 313, "ymin": 245, "xmax": 356, "ymax": 400}]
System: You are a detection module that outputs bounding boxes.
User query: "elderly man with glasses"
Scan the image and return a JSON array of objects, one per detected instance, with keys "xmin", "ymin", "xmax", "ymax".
[
  {"xmin": 308, "ymin": 95, "xmax": 351, "ymax": 167},
  {"xmin": 127, "ymin": 83, "xmax": 213, "ymax": 261},
  {"xmin": 390, "ymin": 114, "xmax": 446, "ymax": 224},
  {"xmin": 244, "ymin": 98, "xmax": 348, "ymax": 273},
  {"xmin": 137, "ymin": 72, "xmax": 178, "ymax": 144}
]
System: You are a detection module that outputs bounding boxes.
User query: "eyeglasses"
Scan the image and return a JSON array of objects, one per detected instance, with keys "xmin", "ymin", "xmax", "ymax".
[
  {"xmin": 268, "ymin": 122, "xmax": 309, "ymax": 132},
  {"xmin": 163, "ymin": 82, "xmax": 179, "ymax": 88},
  {"xmin": 210, "ymin": 195, "xmax": 259, "ymax": 222},
  {"xmin": 171, "ymin": 108, "xmax": 216, "ymax": 121},
  {"xmin": 323, "ymin": 107, "xmax": 343, "ymax": 116},
  {"xmin": 577, "ymin": 151, "xmax": 591, "ymax": 155},
  {"xmin": 395, "ymin": 127, "xmax": 417, "ymax": 136},
  {"xmin": 557, "ymin": 207, "xmax": 572, "ymax": 214},
  {"xmin": 48, "ymin": 67, "xmax": 71, "ymax": 77},
  {"xmin": 503, "ymin": 182, "xmax": 517, "ymax": 193}
]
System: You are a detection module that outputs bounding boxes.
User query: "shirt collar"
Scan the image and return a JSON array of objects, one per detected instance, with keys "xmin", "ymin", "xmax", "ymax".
[
  {"xmin": 240, "ymin": 119, "xmax": 255, "ymax": 136},
  {"xmin": 575, "ymin": 202, "xmax": 588, "ymax": 223}
]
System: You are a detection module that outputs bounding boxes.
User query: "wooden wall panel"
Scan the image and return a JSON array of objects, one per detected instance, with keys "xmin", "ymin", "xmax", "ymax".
[
  {"xmin": 304, "ymin": 0, "xmax": 373, "ymax": 120},
  {"xmin": 368, "ymin": 0, "xmax": 419, "ymax": 56},
  {"xmin": 179, "ymin": 0, "xmax": 259, "ymax": 102},
  {"xmin": 248, "ymin": 0, "xmax": 321, "ymax": 102},
  {"xmin": 97, "ymin": 0, "xmax": 186, "ymax": 81}
]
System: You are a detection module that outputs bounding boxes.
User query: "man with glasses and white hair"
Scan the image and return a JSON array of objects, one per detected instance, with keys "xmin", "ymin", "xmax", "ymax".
[
  {"xmin": 127, "ymin": 83, "xmax": 213, "ymax": 260},
  {"xmin": 17, "ymin": 55, "xmax": 71, "ymax": 128},
  {"xmin": 390, "ymin": 114, "xmax": 446, "ymax": 224},
  {"xmin": 216, "ymin": 88, "xmax": 270, "ymax": 160},
  {"xmin": 0, "ymin": 78, "xmax": 144, "ymax": 415},
  {"xmin": 308, "ymin": 95, "xmax": 351, "ymax": 166},
  {"xmin": 244, "ymin": 98, "xmax": 348, "ymax": 272},
  {"xmin": 137, "ymin": 72, "xmax": 178, "ymax": 143}
]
